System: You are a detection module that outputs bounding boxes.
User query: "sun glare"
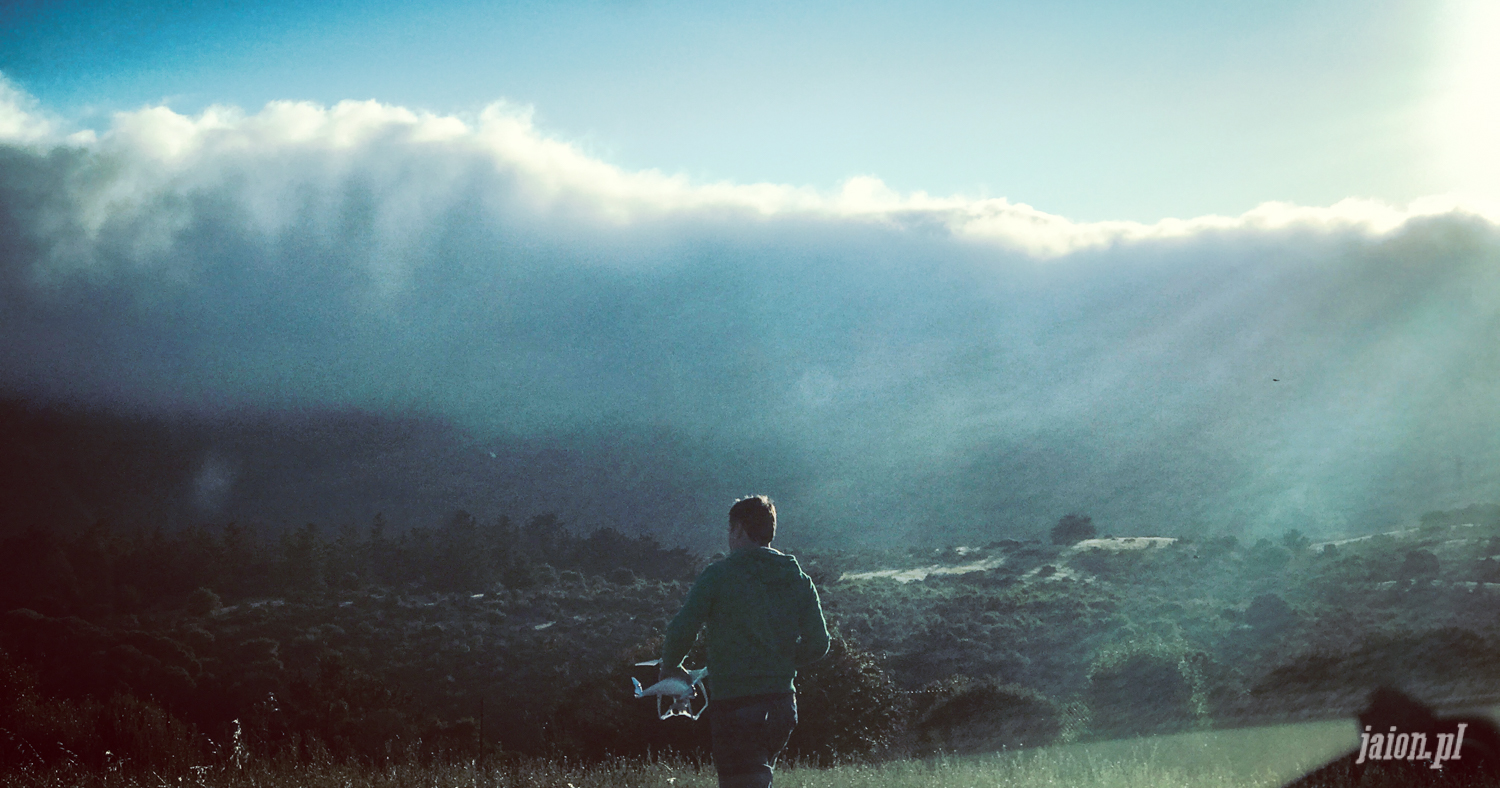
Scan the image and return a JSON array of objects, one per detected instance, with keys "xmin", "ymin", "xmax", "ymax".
[{"xmin": 1430, "ymin": 0, "xmax": 1500, "ymax": 203}]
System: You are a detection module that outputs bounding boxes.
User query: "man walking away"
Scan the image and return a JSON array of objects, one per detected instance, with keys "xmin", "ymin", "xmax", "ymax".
[{"xmin": 660, "ymin": 495, "xmax": 831, "ymax": 788}]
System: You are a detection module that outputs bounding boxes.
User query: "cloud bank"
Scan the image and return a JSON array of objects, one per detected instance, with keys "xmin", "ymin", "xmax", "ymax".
[{"xmin": 3, "ymin": 76, "xmax": 1499, "ymax": 544}]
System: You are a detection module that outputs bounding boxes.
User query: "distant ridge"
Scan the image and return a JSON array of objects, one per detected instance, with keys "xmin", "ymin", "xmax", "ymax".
[{"xmin": 0, "ymin": 397, "xmax": 731, "ymax": 548}]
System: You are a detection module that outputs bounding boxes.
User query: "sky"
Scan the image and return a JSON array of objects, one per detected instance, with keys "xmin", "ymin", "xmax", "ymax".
[
  {"xmin": 1, "ymin": 0, "xmax": 1499, "ymax": 545},
  {"xmin": 2, "ymin": 0, "xmax": 1495, "ymax": 221}
]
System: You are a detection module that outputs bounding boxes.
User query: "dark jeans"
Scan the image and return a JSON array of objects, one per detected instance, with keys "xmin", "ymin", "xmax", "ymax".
[{"xmin": 710, "ymin": 692, "xmax": 797, "ymax": 788}]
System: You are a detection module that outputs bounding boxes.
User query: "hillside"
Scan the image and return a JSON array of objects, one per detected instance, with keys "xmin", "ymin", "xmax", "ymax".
[
  {"xmin": 5, "ymin": 500, "xmax": 1500, "ymax": 778},
  {"xmin": 0, "ymin": 399, "xmax": 730, "ymax": 550}
]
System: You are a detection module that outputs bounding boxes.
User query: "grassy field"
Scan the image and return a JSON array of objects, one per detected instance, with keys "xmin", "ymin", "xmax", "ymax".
[
  {"xmin": 6, "ymin": 716, "xmax": 1368, "ymax": 788},
  {"xmin": 777, "ymin": 719, "xmax": 1360, "ymax": 788}
]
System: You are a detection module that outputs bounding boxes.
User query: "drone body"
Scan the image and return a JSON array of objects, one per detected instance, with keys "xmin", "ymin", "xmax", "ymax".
[{"xmin": 631, "ymin": 660, "xmax": 710, "ymax": 720}]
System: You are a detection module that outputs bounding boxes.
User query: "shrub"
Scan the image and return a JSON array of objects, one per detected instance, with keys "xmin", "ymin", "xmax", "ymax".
[
  {"xmin": 915, "ymin": 679, "xmax": 1062, "ymax": 754},
  {"xmin": 1399, "ymin": 550, "xmax": 1440, "ymax": 581},
  {"xmin": 1244, "ymin": 593, "xmax": 1296, "ymax": 634},
  {"xmin": 1085, "ymin": 641, "xmax": 1205, "ymax": 737},
  {"xmin": 0, "ymin": 647, "xmax": 205, "ymax": 774},
  {"xmin": 185, "ymin": 587, "xmax": 222, "ymax": 616},
  {"xmin": 1252, "ymin": 627, "xmax": 1498, "ymax": 705},
  {"xmin": 1281, "ymin": 529, "xmax": 1312, "ymax": 551},
  {"xmin": 1246, "ymin": 539, "xmax": 1291, "ymax": 573},
  {"xmin": 1050, "ymin": 514, "xmax": 1096, "ymax": 546},
  {"xmin": 533, "ymin": 563, "xmax": 560, "ymax": 586},
  {"xmin": 785, "ymin": 634, "xmax": 909, "ymax": 765}
]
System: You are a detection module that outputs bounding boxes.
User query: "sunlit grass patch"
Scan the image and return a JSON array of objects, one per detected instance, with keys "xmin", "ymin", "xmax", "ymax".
[{"xmin": 773, "ymin": 719, "xmax": 1356, "ymax": 788}]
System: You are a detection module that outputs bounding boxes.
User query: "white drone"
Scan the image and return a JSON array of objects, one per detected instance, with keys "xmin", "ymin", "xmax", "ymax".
[{"xmin": 631, "ymin": 660, "xmax": 709, "ymax": 720}]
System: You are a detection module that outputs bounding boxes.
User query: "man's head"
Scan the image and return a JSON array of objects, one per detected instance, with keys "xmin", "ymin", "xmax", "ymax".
[{"xmin": 728, "ymin": 495, "xmax": 776, "ymax": 547}]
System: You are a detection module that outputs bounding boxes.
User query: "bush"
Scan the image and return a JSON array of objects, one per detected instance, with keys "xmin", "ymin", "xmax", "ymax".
[
  {"xmin": 785, "ymin": 634, "xmax": 909, "ymax": 765},
  {"xmin": 1281, "ymin": 529, "xmax": 1312, "ymax": 551},
  {"xmin": 1085, "ymin": 641, "xmax": 1205, "ymax": 737},
  {"xmin": 1244, "ymin": 593, "xmax": 1296, "ymax": 634},
  {"xmin": 1050, "ymin": 514, "xmax": 1096, "ymax": 546},
  {"xmin": 915, "ymin": 679, "xmax": 1062, "ymax": 754},
  {"xmin": 0, "ymin": 647, "xmax": 206, "ymax": 774},
  {"xmin": 1399, "ymin": 550, "xmax": 1439, "ymax": 581},
  {"xmin": 186, "ymin": 587, "xmax": 222, "ymax": 616},
  {"xmin": 1251, "ymin": 627, "xmax": 1498, "ymax": 705},
  {"xmin": 1246, "ymin": 539, "xmax": 1291, "ymax": 573}
]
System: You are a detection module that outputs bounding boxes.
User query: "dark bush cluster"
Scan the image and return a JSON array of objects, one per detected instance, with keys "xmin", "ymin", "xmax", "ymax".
[
  {"xmin": 786, "ymin": 634, "xmax": 909, "ymax": 765},
  {"xmin": 912, "ymin": 678, "xmax": 1062, "ymax": 754},
  {"xmin": 1085, "ymin": 641, "xmax": 1206, "ymax": 736}
]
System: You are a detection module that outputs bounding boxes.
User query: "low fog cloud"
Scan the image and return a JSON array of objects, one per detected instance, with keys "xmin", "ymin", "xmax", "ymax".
[{"xmin": 3, "ymin": 76, "xmax": 1499, "ymax": 544}]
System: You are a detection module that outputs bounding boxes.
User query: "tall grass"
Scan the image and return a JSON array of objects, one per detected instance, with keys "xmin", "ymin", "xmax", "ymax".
[
  {"xmin": 3, "ymin": 717, "xmax": 1360, "ymax": 788},
  {"xmin": 776, "ymin": 719, "xmax": 1356, "ymax": 788}
]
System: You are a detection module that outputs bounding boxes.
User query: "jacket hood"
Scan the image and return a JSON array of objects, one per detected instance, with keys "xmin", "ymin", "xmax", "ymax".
[{"xmin": 726, "ymin": 546, "xmax": 807, "ymax": 584}]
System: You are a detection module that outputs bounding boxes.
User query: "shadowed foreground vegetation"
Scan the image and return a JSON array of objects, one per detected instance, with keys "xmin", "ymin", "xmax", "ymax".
[
  {"xmin": 6, "ymin": 499, "xmax": 1500, "ymax": 783},
  {"xmin": 17, "ymin": 716, "xmax": 1486, "ymax": 788}
]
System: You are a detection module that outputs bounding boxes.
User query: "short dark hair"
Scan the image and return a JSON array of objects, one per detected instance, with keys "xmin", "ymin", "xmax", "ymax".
[{"xmin": 729, "ymin": 495, "xmax": 776, "ymax": 546}]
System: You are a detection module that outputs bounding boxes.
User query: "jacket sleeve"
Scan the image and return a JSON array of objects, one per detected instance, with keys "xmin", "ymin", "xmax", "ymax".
[
  {"xmin": 794, "ymin": 579, "xmax": 831, "ymax": 667},
  {"xmin": 661, "ymin": 567, "xmax": 715, "ymax": 669}
]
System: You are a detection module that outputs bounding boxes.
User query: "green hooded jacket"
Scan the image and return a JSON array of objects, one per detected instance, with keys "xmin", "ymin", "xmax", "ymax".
[{"xmin": 662, "ymin": 546, "xmax": 831, "ymax": 700}]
